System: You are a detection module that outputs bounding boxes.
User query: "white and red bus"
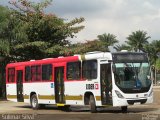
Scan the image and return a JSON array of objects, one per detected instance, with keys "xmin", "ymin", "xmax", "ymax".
[{"xmin": 6, "ymin": 51, "xmax": 153, "ymax": 112}]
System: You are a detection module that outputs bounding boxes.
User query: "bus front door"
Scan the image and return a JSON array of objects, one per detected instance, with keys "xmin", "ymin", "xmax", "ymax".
[
  {"xmin": 54, "ymin": 67, "xmax": 65, "ymax": 104},
  {"xmin": 100, "ymin": 63, "xmax": 112, "ymax": 105},
  {"xmin": 16, "ymin": 70, "xmax": 24, "ymax": 102}
]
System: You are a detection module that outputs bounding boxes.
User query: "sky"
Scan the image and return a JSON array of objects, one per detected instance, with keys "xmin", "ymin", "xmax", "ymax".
[{"xmin": 0, "ymin": 0, "xmax": 160, "ymax": 44}]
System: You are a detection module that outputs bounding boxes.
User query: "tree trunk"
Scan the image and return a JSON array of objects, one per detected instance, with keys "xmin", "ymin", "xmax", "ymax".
[{"xmin": 0, "ymin": 62, "xmax": 7, "ymax": 100}]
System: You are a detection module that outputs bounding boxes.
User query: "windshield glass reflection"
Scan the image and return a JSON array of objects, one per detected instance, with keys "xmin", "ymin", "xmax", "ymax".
[{"xmin": 114, "ymin": 63, "xmax": 151, "ymax": 90}]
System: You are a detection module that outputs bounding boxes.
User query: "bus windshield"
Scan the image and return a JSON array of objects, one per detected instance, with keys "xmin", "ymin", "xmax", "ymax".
[{"xmin": 114, "ymin": 62, "xmax": 151, "ymax": 93}]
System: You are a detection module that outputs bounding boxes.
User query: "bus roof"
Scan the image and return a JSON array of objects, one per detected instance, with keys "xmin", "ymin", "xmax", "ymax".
[
  {"xmin": 6, "ymin": 52, "xmax": 113, "ymax": 68},
  {"xmin": 6, "ymin": 56, "xmax": 79, "ymax": 68}
]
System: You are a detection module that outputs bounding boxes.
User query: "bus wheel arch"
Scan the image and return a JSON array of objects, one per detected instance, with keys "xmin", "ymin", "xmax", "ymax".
[{"xmin": 30, "ymin": 92, "xmax": 36, "ymax": 100}]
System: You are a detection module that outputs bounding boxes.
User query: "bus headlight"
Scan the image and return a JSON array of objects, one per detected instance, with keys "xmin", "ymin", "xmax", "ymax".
[{"xmin": 115, "ymin": 90, "xmax": 124, "ymax": 98}]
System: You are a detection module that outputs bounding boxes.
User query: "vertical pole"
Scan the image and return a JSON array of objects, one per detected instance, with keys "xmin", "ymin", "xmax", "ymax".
[
  {"xmin": 155, "ymin": 68, "xmax": 157, "ymax": 85},
  {"xmin": 151, "ymin": 65, "xmax": 155, "ymax": 85}
]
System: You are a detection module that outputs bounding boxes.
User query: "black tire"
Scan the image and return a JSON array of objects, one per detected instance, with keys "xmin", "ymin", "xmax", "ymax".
[
  {"xmin": 89, "ymin": 95, "xmax": 97, "ymax": 113},
  {"xmin": 30, "ymin": 94, "xmax": 40, "ymax": 110},
  {"xmin": 121, "ymin": 106, "xmax": 128, "ymax": 113}
]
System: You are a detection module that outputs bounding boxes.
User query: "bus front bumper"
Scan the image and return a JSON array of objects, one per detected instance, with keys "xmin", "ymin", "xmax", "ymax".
[{"xmin": 112, "ymin": 95, "xmax": 153, "ymax": 107}]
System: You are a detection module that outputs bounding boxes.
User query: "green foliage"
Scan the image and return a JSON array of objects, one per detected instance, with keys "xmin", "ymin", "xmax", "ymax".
[
  {"xmin": 9, "ymin": 0, "xmax": 84, "ymax": 44},
  {"xmin": 13, "ymin": 41, "xmax": 49, "ymax": 60},
  {"xmin": 45, "ymin": 44, "xmax": 63, "ymax": 57},
  {"xmin": 0, "ymin": 40, "xmax": 10, "ymax": 56},
  {"xmin": 61, "ymin": 33, "xmax": 119, "ymax": 56},
  {"xmin": 113, "ymin": 44, "xmax": 130, "ymax": 52},
  {"xmin": 61, "ymin": 39, "xmax": 111, "ymax": 56},
  {"xmin": 0, "ymin": 6, "xmax": 12, "ymax": 99},
  {"xmin": 156, "ymin": 59, "xmax": 160, "ymax": 71},
  {"xmin": 0, "ymin": 0, "xmax": 84, "ymax": 61},
  {"xmin": 0, "ymin": 6, "xmax": 10, "ymax": 31},
  {"xmin": 126, "ymin": 30, "xmax": 150, "ymax": 52},
  {"xmin": 144, "ymin": 40, "xmax": 160, "ymax": 65},
  {"xmin": 97, "ymin": 33, "xmax": 118, "ymax": 51},
  {"xmin": 79, "ymin": 40, "xmax": 109, "ymax": 53},
  {"xmin": 0, "ymin": 6, "xmax": 11, "ymax": 57}
]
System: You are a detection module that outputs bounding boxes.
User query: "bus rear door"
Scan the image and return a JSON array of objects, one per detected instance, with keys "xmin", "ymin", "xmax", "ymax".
[
  {"xmin": 54, "ymin": 65, "xmax": 65, "ymax": 104},
  {"xmin": 16, "ymin": 70, "xmax": 24, "ymax": 102}
]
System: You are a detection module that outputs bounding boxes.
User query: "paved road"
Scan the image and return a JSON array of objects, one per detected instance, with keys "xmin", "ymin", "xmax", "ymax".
[
  {"xmin": 0, "ymin": 87, "xmax": 160, "ymax": 120},
  {"xmin": 0, "ymin": 101, "xmax": 160, "ymax": 120}
]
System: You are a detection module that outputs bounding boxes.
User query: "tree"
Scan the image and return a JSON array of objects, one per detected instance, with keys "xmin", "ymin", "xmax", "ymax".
[
  {"xmin": 61, "ymin": 33, "xmax": 119, "ymax": 56},
  {"xmin": 97, "ymin": 33, "xmax": 118, "ymax": 51},
  {"xmin": 156, "ymin": 59, "xmax": 160, "ymax": 72},
  {"xmin": 0, "ymin": 6, "xmax": 11, "ymax": 99},
  {"xmin": 113, "ymin": 44, "xmax": 130, "ymax": 52},
  {"xmin": 60, "ymin": 40, "xmax": 107, "ymax": 56},
  {"xmin": 126, "ymin": 30, "xmax": 150, "ymax": 52},
  {"xmin": 0, "ymin": 6, "xmax": 10, "ymax": 57},
  {"xmin": 143, "ymin": 40, "xmax": 160, "ymax": 84},
  {"xmin": 1, "ymin": 0, "xmax": 85, "ymax": 61},
  {"xmin": 144, "ymin": 40, "xmax": 160, "ymax": 65},
  {"xmin": 0, "ymin": 0, "xmax": 85, "ymax": 99}
]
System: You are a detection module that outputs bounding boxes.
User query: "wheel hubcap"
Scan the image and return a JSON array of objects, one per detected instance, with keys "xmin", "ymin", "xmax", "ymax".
[{"xmin": 32, "ymin": 98, "xmax": 37, "ymax": 108}]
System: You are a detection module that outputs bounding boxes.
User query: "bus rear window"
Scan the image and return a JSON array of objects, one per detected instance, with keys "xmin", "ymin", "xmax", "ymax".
[{"xmin": 8, "ymin": 68, "xmax": 15, "ymax": 83}]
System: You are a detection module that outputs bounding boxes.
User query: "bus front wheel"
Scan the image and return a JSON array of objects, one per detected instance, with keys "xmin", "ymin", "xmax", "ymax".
[
  {"xmin": 89, "ymin": 95, "xmax": 97, "ymax": 113},
  {"xmin": 31, "ymin": 94, "xmax": 40, "ymax": 110}
]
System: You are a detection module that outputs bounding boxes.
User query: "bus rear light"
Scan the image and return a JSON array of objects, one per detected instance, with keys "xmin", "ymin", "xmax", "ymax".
[{"xmin": 115, "ymin": 90, "xmax": 124, "ymax": 98}]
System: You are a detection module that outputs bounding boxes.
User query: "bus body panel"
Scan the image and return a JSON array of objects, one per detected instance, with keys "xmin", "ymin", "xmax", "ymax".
[
  {"xmin": 23, "ymin": 82, "xmax": 55, "ymax": 104},
  {"xmin": 6, "ymin": 84, "xmax": 17, "ymax": 102},
  {"xmin": 6, "ymin": 52, "xmax": 153, "ymax": 110},
  {"xmin": 64, "ymin": 80, "xmax": 101, "ymax": 105}
]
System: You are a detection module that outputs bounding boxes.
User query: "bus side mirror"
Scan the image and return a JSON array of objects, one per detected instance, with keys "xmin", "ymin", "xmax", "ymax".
[
  {"xmin": 112, "ymin": 64, "xmax": 116, "ymax": 73},
  {"xmin": 147, "ymin": 75, "xmax": 151, "ymax": 80}
]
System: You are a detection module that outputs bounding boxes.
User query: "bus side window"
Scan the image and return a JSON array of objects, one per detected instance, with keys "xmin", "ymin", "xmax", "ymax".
[
  {"xmin": 36, "ymin": 65, "xmax": 41, "ymax": 81},
  {"xmin": 82, "ymin": 60, "xmax": 97, "ymax": 80},
  {"xmin": 31, "ymin": 66, "xmax": 36, "ymax": 81},
  {"xmin": 8, "ymin": 68, "xmax": 15, "ymax": 83},
  {"xmin": 31, "ymin": 65, "xmax": 42, "ymax": 81},
  {"xmin": 25, "ymin": 66, "xmax": 31, "ymax": 82},
  {"xmin": 42, "ymin": 64, "xmax": 52, "ymax": 81},
  {"xmin": 67, "ymin": 62, "xmax": 81, "ymax": 80}
]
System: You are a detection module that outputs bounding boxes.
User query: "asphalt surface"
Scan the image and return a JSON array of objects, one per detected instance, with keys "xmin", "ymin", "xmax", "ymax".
[{"xmin": 0, "ymin": 87, "xmax": 160, "ymax": 120}]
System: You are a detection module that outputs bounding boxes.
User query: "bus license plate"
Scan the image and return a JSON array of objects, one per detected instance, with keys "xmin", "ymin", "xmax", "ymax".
[{"xmin": 134, "ymin": 102, "xmax": 140, "ymax": 105}]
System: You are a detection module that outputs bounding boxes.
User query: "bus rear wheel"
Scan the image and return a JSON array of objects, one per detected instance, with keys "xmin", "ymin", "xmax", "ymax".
[
  {"xmin": 31, "ymin": 94, "xmax": 40, "ymax": 110},
  {"xmin": 89, "ymin": 95, "xmax": 97, "ymax": 113}
]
